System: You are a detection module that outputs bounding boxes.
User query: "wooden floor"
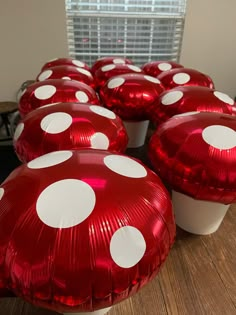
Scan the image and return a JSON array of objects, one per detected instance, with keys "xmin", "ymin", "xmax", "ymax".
[{"xmin": 0, "ymin": 138, "xmax": 236, "ymax": 314}]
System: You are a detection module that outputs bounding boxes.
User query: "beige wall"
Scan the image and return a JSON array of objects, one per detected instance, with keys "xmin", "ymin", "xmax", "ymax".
[
  {"xmin": 180, "ymin": 0, "xmax": 236, "ymax": 98},
  {"xmin": 0, "ymin": 0, "xmax": 68, "ymax": 101}
]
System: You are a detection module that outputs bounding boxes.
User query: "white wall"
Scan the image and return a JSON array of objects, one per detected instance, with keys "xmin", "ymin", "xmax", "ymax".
[
  {"xmin": 0, "ymin": 0, "xmax": 68, "ymax": 101},
  {"xmin": 180, "ymin": 0, "xmax": 236, "ymax": 98}
]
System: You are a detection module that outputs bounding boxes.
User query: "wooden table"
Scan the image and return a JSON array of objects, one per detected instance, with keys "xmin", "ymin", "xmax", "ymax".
[{"xmin": 0, "ymin": 139, "xmax": 235, "ymax": 315}]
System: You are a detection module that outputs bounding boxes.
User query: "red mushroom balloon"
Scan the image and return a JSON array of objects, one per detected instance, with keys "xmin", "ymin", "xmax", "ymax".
[
  {"xmin": 150, "ymin": 86, "xmax": 236, "ymax": 124},
  {"xmin": 36, "ymin": 65, "xmax": 95, "ymax": 89},
  {"xmin": 149, "ymin": 112, "xmax": 236, "ymax": 234},
  {"xmin": 42, "ymin": 58, "xmax": 90, "ymax": 71},
  {"xmin": 0, "ymin": 149, "xmax": 175, "ymax": 314},
  {"xmin": 94, "ymin": 63, "xmax": 143, "ymax": 90},
  {"xmin": 91, "ymin": 57, "xmax": 133, "ymax": 75},
  {"xmin": 14, "ymin": 102, "xmax": 128, "ymax": 162},
  {"xmin": 142, "ymin": 61, "xmax": 183, "ymax": 77},
  {"xmin": 100, "ymin": 73, "xmax": 164, "ymax": 147},
  {"xmin": 158, "ymin": 68, "xmax": 214, "ymax": 90},
  {"xmin": 18, "ymin": 79, "xmax": 100, "ymax": 117}
]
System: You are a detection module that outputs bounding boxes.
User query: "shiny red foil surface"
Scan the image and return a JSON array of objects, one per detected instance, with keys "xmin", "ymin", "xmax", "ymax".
[
  {"xmin": 0, "ymin": 150, "xmax": 175, "ymax": 312},
  {"xmin": 91, "ymin": 57, "xmax": 133, "ymax": 75},
  {"xmin": 142, "ymin": 61, "xmax": 183, "ymax": 77},
  {"xmin": 18, "ymin": 79, "xmax": 100, "ymax": 117},
  {"xmin": 99, "ymin": 74, "xmax": 164, "ymax": 121},
  {"xmin": 41, "ymin": 58, "xmax": 90, "ymax": 71},
  {"xmin": 14, "ymin": 102, "xmax": 128, "ymax": 162},
  {"xmin": 37, "ymin": 65, "xmax": 95, "ymax": 89},
  {"xmin": 148, "ymin": 112, "xmax": 236, "ymax": 204},
  {"xmin": 150, "ymin": 86, "xmax": 236, "ymax": 124},
  {"xmin": 158, "ymin": 68, "xmax": 214, "ymax": 90},
  {"xmin": 94, "ymin": 64, "xmax": 143, "ymax": 90}
]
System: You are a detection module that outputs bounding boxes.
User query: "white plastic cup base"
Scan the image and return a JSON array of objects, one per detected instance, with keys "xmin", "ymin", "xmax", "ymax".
[
  {"xmin": 172, "ymin": 191, "xmax": 229, "ymax": 235},
  {"xmin": 123, "ymin": 120, "xmax": 149, "ymax": 148},
  {"xmin": 63, "ymin": 307, "xmax": 111, "ymax": 315}
]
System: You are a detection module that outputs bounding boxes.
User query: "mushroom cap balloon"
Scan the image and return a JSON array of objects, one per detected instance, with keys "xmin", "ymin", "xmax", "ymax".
[
  {"xmin": 142, "ymin": 61, "xmax": 183, "ymax": 77},
  {"xmin": 0, "ymin": 150, "xmax": 175, "ymax": 313},
  {"xmin": 37, "ymin": 65, "xmax": 95, "ymax": 89},
  {"xmin": 150, "ymin": 86, "xmax": 236, "ymax": 124},
  {"xmin": 91, "ymin": 57, "xmax": 133, "ymax": 75},
  {"xmin": 14, "ymin": 103, "xmax": 128, "ymax": 162},
  {"xmin": 99, "ymin": 74, "xmax": 164, "ymax": 121},
  {"xmin": 158, "ymin": 68, "xmax": 214, "ymax": 90},
  {"xmin": 42, "ymin": 58, "xmax": 90, "ymax": 71},
  {"xmin": 148, "ymin": 112, "xmax": 236, "ymax": 204},
  {"xmin": 18, "ymin": 79, "xmax": 100, "ymax": 117}
]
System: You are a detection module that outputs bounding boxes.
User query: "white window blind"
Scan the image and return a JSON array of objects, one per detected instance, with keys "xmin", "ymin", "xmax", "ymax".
[{"xmin": 65, "ymin": 0, "xmax": 187, "ymax": 66}]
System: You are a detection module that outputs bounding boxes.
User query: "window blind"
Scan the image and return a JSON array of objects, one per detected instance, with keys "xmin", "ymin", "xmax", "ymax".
[{"xmin": 65, "ymin": 0, "xmax": 187, "ymax": 66}]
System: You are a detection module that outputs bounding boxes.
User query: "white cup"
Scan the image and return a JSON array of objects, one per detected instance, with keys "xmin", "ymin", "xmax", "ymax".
[
  {"xmin": 123, "ymin": 120, "xmax": 149, "ymax": 148},
  {"xmin": 172, "ymin": 190, "xmax": 229, "ymax": 235}
]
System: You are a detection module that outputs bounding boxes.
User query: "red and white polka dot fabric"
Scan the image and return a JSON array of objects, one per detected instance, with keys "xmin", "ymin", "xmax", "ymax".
[
  {"xmin": 18, "ymin": 79, "xmax": 100, "ymax": 117},
  {"xmin": 158, "ymin": 68, "xmax": 215, "ymax": 90},
  {"xmin": 41, "ymin": 58, "xmax": 90, "ymax": 72},
  {"xmin": 149, "ymin": 112, "xmax": 236, "ymax": 204},
  {"xmin": 99, "ymin": 73, "xmax": 164, "ymax": 121},
  {"xmin": 91, "ymin": 57, "xmax": 133, "ymax": 75},
  {"xmin": 142, "ymin": 61, "xmax": 183, "ymax": 77},
  {"xmin": 14, "ymin": 103, "xmax": 128, "ymax": 162},
  {"xmin": 0, "ymin": 149, "xmax": 174, "ymax": 313},
  {"xmin": 36, "ymin": 65, "xmax": 95, "ymax": 89},
  {"xmin": 94, "ymin": 63, "xmax": 143, "ymax": 89},
  {"xmin": 150, "ymin": 86, "xmax": 236, "ymax": 124}
]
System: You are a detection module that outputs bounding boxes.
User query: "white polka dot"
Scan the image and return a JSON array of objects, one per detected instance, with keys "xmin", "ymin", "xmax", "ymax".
[
  {"xmin": 34, "ymin": 85, "xmax": 56, "ymax": 100},
  {"xmin": 76, "ymin": 91, "xmax": 89, "ymax": 103},
  {"xmin": 108, "ymin": 77, "xmax": 125, "ymax": 89},
  {"xmin": 101, "ymin": 64, "xmax": 116, "ymax": 72},
  {"xmin": 127, "ymin": 65, "xmax": 142, "ymax": 72},
  {"xmin": 144, "ymin": 75, "xmax": 161, "ymax": 84},
  {"xmin": 28, "ymin": 151, "xmax": 72, "ymax": 169},
  {"xmin": 174, "ymin": 111, "xmax": 200, "ymax": 118},
  {"xmin": 72, "ymin": 60, "xmax": 85, "ymax": 67},
  {"xmin": 0, "ymin": 188, "xmax": 4, "ymax": 200},
  {"xmin": 90, "ymin": 105, "xmax": 116, "ymax": 119},
  {"xmin": 214, "ymin": 91, "xmax": 234, "ymax": 105},
  {"xmin": 36, "ymin": 179, "xmax": 96, "ymax": 228},
  {"xmin": 104, "ymin": 155, "xmax": 147, "ymax": 178},
  {"xmin": 110, "ymin": 226, "xmax": 146, "ymax": 268},
  {"xmin": 113, "ymin": 58, "xmax": 126, "ymax": 64},
  {"xmin": 162, "ymin": 91, "xmax": 184, "ymax": 105},
  {"xmin": 91, "ymin": 132, "xmax": 109, "ymax": 149},
  {"xmin": 14, "ymin": 123, "xmax": 24, "ymax": 141},
  {"xmin": 38, "ymin": 70, "xmax": 53, "ymax": 81},
  {"xmin": 40, "ymin": 112, "xmax": 72, "ymax": 134},
  {"xmin": 158, "ymin": 62, "xmax": 172, "ymax": 71},
  {"xmin": 202, "ymin": 125, "xmax": 236, "ymax": 150},
  {"xmin": 77, "ymin": 67, "xmax": 92, "ymax": 77},
  {"xmin": 62, "ymin": 76, "xmax": 72, "ymax": 80},
  {"xmin": 173, "ymin": 73, "xmax": 191, "ymax": 85}
]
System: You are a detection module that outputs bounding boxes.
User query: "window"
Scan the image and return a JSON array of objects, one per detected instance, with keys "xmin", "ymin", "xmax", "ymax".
[{"xmin": 65, "ymin": 0, "xmax": 187, "ymax": 66}]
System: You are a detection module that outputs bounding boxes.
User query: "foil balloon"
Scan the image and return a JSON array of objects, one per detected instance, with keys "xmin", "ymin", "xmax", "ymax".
[
  {"xmin": 18, "ymin": 79, "xmax": 100, "ymax": 117},
  {"xmin": 142, "ymin": 61, "xmax": 183, "ymax": 77},
  {"xmin": 158, "ymin": 68, "xmax": 215, "ymax": 90},
  {"xmin": 91, "ymin": 57, "xmax": 133, "ymax": 75},
  {"xmin": 41, "ymin": 58, "xmax": 90, "ymax": 71},
  {"xmin": 148, "ymin": 111, "xmax": 236, "ymax": 204},
  {"xmin": 0, "ymin": 149, "xmax": 175, "ymax": 313},
  {"xmin": 94, "ymin": 64, "xmax": 143, "ymax": 90},
  {"xmin": 37, "ymin": 65, "xmax": 95, "ymax": 89},
  {"xmin": 99, "ymin": 73, "xmax": 164, "ymax": 121},
  {"xmin": 150, "ymin": 86, "xmax": 236, "ymax": 124},
  {"xmin": 14, "ymin": 102, "xmax": 128, "ymax": 162}
]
